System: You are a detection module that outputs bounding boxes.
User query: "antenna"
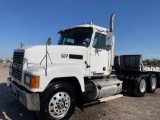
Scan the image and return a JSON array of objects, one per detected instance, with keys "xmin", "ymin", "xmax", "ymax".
[
  {"xmin": 40, "ymin": 38, "xmax": 53, "ymax": 76},
  {"xmin": 20, "ymin": 42, "xmax": 24, "ymax": 48}
]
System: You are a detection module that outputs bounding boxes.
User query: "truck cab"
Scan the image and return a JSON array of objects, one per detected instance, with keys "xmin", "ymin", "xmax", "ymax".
[
  {"xmin": 58, "ymin": 23, "xmax": 114, "ymax": 76},
  {"xmin": 7, "ymin": 14, "xmax": 123, "ymax": 120}
]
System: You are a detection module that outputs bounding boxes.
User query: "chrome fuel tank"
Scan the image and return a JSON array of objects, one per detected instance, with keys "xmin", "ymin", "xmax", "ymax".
[{"xmin": 85, "ymin": 77, "xmax": 122, "ymax": 100}]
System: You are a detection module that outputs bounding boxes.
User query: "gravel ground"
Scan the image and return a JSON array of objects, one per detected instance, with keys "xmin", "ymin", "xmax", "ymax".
[{"xmin": 0, "ymin": 64, "xmax": 160, "ymax": 120}]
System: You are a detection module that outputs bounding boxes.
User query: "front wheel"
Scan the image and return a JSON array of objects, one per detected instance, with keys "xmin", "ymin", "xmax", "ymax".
[{"xmin": 38, "ymin": 82, "xmax": 77, "ymax": 120}]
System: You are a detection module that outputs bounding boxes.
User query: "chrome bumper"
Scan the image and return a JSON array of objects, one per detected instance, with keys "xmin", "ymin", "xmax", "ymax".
[{"xmin": 7, "ymin": 77, "xmax": 40, "ymax": 111}]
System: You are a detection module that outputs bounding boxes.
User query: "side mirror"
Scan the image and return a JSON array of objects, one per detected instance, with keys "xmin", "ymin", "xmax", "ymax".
[
  {"xmin": 105, "ymin": 32, "xmax": 113, "ymax": 50},
  {"xmin": 46, "ymin": 38, "xmax": 52, "ymax": 45}
]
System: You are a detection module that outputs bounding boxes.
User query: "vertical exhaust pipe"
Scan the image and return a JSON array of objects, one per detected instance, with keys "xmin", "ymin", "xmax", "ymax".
[
  {"xmin": 109, "ymin": 13, "xmax": 116, "ymax": 69},
  {"xmin": 110, "ymin": 13, "xmax": 115, "ymax": 32}
]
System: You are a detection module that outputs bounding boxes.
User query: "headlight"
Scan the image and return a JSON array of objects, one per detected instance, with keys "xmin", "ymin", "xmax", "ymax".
[
  {"xmin": 25, "ymin": 74, "xmax": 39, "ymax": 88},
  {"xmin": 25, "ymin": 74, "xmax": 31, "ymax": 85}
]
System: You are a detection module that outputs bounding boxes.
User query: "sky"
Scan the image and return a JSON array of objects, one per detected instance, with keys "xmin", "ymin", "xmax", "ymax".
[{"xmin": 0, "ymin": 0, "xmax": 160, "ymax": 59}]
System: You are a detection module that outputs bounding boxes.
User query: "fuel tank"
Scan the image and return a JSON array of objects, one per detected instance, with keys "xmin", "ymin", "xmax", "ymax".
[{"xmin": 85, "ymin": 76, "xmax": 122, "ymax": 100}]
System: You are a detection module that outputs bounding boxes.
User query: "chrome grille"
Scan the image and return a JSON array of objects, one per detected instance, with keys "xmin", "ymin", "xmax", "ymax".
[{"xmin": 12, "ymin": 52, "xmax": 24, "ymax": 82}]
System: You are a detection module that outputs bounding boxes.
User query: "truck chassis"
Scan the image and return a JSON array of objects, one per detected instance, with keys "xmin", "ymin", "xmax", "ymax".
[{"xmin": 115, "ymin": 55, "xmax": 160, "ymax": 96}]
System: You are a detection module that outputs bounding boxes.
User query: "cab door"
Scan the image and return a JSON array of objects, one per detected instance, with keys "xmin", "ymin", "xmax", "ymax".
[{"xmin": 89, "ymin": 32, "xmax": 112, "ymax": 76}]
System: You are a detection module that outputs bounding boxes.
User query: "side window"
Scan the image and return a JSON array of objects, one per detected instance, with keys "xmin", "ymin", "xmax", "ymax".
[
  {"xmin": 92, "ymin": 37, "xmax": 98, "ymax": 48},
  {"xmin": 92, "ymin": 32, "xmax": 106, "ymax": 49}
]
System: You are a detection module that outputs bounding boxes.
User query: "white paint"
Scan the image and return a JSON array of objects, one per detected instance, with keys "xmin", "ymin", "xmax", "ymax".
[{"xmin": 11, "ymin": 23, "xmax": 114, "ymax": 93}]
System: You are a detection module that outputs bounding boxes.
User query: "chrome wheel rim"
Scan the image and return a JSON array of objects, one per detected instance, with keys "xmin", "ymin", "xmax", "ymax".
[
  {"xmin": 48, "ymin": 92, "xmax": 71, "ymax": 119},
  {"xmin": 151, "ymin": 77, "xmax": 156, "ymax": 90},
  {"xmin": 140, "ymin": 79, "xmax": 146, "ymax": 93}
]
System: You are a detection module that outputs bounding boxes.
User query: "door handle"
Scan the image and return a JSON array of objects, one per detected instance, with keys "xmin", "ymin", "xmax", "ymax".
[{"xmin": 95, "ymin": 49, "xmax": 102, "ymax": 52}]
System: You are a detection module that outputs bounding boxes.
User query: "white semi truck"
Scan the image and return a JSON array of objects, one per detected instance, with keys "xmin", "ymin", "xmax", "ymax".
[{"xmin": 7, "ymin": 13, "xmax": 160, "ymax": 120}]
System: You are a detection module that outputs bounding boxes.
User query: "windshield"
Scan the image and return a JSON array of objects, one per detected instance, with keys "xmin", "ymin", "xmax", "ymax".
[{"xmin": 58, "ymin": 27, "xmax": 93, "ymax": 47}]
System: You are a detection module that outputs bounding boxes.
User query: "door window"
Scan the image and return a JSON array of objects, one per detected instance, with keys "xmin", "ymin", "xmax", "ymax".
[{"xmin": 92, "ymin": 33, "xmax": 106, "ymax": 49}]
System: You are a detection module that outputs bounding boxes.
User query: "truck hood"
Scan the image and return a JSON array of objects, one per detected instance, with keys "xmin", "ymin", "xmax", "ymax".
[{"xmin": 15, "ymin": 45, "xmax": 88, "ymax": 69}]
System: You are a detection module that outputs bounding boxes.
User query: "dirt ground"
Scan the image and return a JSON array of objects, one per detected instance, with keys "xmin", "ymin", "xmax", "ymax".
[{"xmin": 0, "ymin": 64, "xmax": 160, "ymax": 120}]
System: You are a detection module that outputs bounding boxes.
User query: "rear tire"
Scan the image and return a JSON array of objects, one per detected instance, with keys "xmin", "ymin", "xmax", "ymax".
[
  {"xmin": 133, "ymin": 76, "xmax": 147, "ymax": 97},
  {"xmin": 147, "ymin": 74, "xmax": 157, "ymax": 93},
  {"xmin": 38, "ymin": 82, "xmax": 77, "ymax": 120}
]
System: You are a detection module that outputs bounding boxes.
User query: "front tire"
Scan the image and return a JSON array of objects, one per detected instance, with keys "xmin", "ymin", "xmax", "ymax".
[
  {"xmin": 39, "ymin": 82, "xmax": 77, "ymax": 120},
  {"xmin": 133, "ymin": 76, "xmax": 147, "ymax": 97}
]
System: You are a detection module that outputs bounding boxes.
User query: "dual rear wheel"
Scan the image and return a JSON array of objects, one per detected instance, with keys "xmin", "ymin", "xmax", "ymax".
[
  {"xmin": 147, "ymin": 74, "xmax": 157, "ymax": 93},
  {"xmin": 132, "ymin": 74, "xmax": 157, "ymax": 97}
]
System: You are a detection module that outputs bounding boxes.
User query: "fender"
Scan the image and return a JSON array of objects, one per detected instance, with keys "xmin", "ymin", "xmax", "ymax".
[
  {"xmin": 45, "ymin": 63, "xmax": 85, "ymax": 92},
  {"xmin": 23, "ymin": 63, "xmax": 85, "ymax": 92}
]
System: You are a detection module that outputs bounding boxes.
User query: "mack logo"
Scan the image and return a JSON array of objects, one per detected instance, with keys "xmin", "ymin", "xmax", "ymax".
[
  {"xmin": 12, "ymin": 63, "xmax": 22, "ymax": 71},
  {"xmin": 61, "ymin": 54, "xmax": 68, "ymax": 58}
]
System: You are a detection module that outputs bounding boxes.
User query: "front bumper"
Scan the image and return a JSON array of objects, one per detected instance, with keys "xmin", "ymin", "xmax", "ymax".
[{"xmin": 7, "ymin": 77, "xmax": 40, "ymax": 111}]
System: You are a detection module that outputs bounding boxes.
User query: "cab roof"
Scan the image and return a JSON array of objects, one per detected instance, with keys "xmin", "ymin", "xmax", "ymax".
[{"xmin": 58, "ymin": 23, "xmax": 109, "ymax": 34}]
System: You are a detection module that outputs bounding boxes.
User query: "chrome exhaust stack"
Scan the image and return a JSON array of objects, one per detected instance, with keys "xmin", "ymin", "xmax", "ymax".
[{"xmin": 110, "ymin": 13, "xmax": 115, "ymax": 32}]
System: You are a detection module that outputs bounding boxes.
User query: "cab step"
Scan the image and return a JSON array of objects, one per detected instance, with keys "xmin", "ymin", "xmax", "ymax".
[
  {"xmin": 99, "ymin": 94, "xmax": 123, "ymax": 102},
  {"xmin": 83, "ymin": 94, "xmax": 123, "ymax": 107}
]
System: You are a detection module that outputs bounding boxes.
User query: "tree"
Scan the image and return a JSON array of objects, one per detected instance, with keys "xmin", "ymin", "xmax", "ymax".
[{"xmin": 143, "ymin": 58, "xmax": 160, "ymax": 66}]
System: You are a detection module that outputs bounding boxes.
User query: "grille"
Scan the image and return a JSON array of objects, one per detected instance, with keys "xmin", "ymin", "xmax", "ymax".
[{"xmin": 12, "ymin": 52, "xmax": 24, "ymax": 82}]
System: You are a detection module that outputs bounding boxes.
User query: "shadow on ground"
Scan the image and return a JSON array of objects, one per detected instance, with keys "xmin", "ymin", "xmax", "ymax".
[{"xmin": 0, "ymin": 83, "xmax": 37, "ymax": 120}]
